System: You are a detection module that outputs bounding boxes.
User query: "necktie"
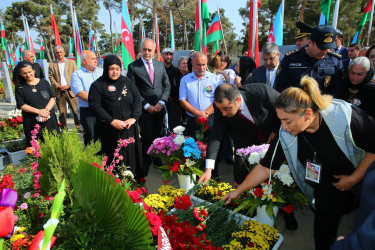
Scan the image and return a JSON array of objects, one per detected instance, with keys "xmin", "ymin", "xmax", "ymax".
[
  {"xmin": 147, "ymin": 61, "xmax": 154, "ymax": 84},
  {"xmin": 237, "ymin": 110, "xmax": 266, "ymax": 143},
  {"xmin": 267, "ymin": 71, "xmax": 272, "ymax": 87}
]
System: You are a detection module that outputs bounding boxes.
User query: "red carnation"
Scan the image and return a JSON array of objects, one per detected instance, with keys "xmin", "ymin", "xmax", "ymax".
[
  {"xmin": 254, "ymin": 187, "xmax": 264, "ymax": 198},
  {"xmin": 282, "ymin": 204, "xmax": 293, "ymax": 214},
  {"xmin": 146, "ymin": 212, "xmax": 162, "ymax": 236},
  {"xmin": 204, "ymin": 125, "xmax": 210, "ymax": 131},
  {"xmin": 126, "ymin": 190, "xmax": 142, "ymax": 203},
  {"xmin": 196, "ymin": 117, "xmax": 208, "ymax": 125}
]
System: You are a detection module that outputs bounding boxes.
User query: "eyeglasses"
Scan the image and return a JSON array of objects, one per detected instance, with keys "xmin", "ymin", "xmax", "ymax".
[{"xmin": 262, "ymin": 56, "xmax": 278, "ymax": 62}]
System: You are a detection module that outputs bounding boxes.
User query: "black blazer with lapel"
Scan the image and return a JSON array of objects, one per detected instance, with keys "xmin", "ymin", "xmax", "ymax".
[
  {"xmin": 127, "ymin": 58, "xmax": 170, "ymax": 107},
  {"xmin": 249, "ymin": 65, "xmax": 267, "ymax": 84},
  {"xmin": 207, "ymin": 83, "xmax": 280, "ymax": 161}
]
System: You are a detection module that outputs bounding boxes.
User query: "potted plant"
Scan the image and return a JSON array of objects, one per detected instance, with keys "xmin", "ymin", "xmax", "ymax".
[
  {"xmin": 5, "ymin": 138, "xmax": 28, "ymax": 165},
  {"xmin": 235, "ymin": 144, "xmax": 308, "ymax": 226},
  {"xmin": 0, "ymin": 154, "xmax": 4, "ymax": 170},
  {"xmin": 147, "ymin": 126, "xmax": 206, "ymax": 191}
]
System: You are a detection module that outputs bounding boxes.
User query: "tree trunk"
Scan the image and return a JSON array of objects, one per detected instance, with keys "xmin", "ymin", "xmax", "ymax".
[
  {"xmin": 183, "ymin": 19, "xmax": 188, "ymax": 50},
  {"xmin": 109, "ymin": 8, "xmax": 114, "ymax": 54},
  {"xmin": 130, "ymin": 0, "xmax": 135, "ymax": 32},
  {"xmin": 300, "ymin": 0, "xmax": 308, "ymax": 22},
  {"xmin": 152, "ymin": 0, "xmax": 157, "ymax": 41}
]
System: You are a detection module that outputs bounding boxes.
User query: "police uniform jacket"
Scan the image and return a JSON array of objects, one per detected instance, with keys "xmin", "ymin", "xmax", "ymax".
[{"xmin": 274, "ymin": 46, "xmax": 345, "ymax": 98}]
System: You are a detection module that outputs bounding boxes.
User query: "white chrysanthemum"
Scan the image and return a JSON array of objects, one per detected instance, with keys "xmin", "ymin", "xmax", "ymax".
[
  {"xmin": 260, "ymin": 149, "xmax": 268, "ymax": 158},
  {"xmin": 280, "ymin": 173, "xmax": 294, "ymax": 186},
  {"xmin": 122, "ymin": 170, "xmax": 134, "ymax": 179},
  {"xmin": 173, "ymin": 134, "xmax": 185, "ymax": 145},
  {"xmin": 185, "ymin": 159, "xmax": 196, "ymax": 167},
  {"xmin": 173, "ymin": 126, "xmax": 185, "ymax": 135},
  {"xmin": 23, "ymin": 192, "xmax": 31, "ymax": 199},
  {"xmin": 248, "ymin": 152, "xmax": 261, "ymax": 164},
  {"xmin": 279, "ymin": 164, "xmax": 290, "ymax": 174}
]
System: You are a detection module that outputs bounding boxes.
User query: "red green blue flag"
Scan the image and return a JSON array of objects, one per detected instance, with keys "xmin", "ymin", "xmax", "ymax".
[
  {"xmin": 169, "ymin": 10, "xmax": 175, "ymax": 51},
  {"xmin": 194, "ymin": 0, "xmax": 209, "ymax": 52},
  {"xmin": 89, "ymin": 29, "xmax": 95, "ymax": 52},
  {"xmin": 352, "ymin": 0, "xmax": 372, "ymax": 43},
  {"xmin": 50, "ymin": 5, "xmax": 62, "ymax": 46},
  {"xmin": 121, "ymin": 0, "xmax": 135, "ymax": 70},
  {"xmin": 205, "ymin": 12, "xmax": 223, "ymax": 53},
  {"xmin": 1, "ymin": 22, "xmax": 11, "ymax": 68},
  {"xmin": 40, "ymin": 40, "xmax": 45, "ymax": 59},
  {"xmin": 267, "ymin": 0, "xmax": 284, "ymax": 46}
]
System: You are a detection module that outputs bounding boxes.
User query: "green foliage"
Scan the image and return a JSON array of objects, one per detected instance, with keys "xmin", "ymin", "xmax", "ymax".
[
  {"xmin": 37, "ymin": 129, "xmax": 102, "ymax": 199},
  {"xmin": 5, "ymin": 138, "xmax": 27, "ymax": 152},
  {"xmin": 59, "ymin": 160, "xmax": 153, "ymax": 249}
]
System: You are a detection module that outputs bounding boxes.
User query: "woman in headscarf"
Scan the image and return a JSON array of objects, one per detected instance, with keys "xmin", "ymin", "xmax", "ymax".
[
  {"xmin": 89, "ymin": 55, "xmax": 142, "ymax": 173},
  {"xmin": 233, "ymin": 56, "xmax": 256, "ymax": 87},
  {"xmin": 341, "ymin": 57, "xmax": 375, "ymax": 120},
  {"xmin": 15, "ymin": 61, "xmax": 59, "ymax": 145}
]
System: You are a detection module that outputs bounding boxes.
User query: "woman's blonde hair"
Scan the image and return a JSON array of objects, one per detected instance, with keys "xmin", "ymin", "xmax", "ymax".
[{"xmin": 275, "ymin": 76, "xmax": 332, "ymax": 114}]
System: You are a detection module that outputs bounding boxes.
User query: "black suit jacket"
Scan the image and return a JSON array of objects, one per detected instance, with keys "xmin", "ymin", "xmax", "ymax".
[
  {"xmin": 249, "ymin": 65, "xmax": 267, "ymax": 84},
  {"xmin": 207, "ymin": 83, "xmax": 280, "ymax": 161},
  {"xmin": 127, "ymin": 58, "xmax": 170, "ymax": 107}
]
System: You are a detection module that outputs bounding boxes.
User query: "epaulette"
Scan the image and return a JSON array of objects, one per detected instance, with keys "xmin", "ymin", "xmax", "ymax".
[
  {"xmin": 328, "ymin": 51, "xmax": 342, "ymax": 58},
  {"xmin": 285, "ymin": 49, "xmax": 299, "ymax": 57}
]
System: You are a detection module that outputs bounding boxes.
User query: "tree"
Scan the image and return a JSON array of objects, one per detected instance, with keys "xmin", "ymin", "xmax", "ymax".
[{"xmin": 102, "ymin": 0, "xmax": 121, "ymax": 54}]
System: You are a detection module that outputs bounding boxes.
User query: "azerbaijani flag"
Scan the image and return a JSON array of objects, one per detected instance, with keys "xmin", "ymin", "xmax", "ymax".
[
  {"xmin": 51, "ymin": 5, "xmax": 62, "ymax": 46},
  {"xmin": 141, "ymin": 22, "xmax": 146, "ymax": 40},
  {"xmin": 15, "ymin": 44, "xmax": 22, "ymax": 62},
  {"xmin": 212, "ymin": 40, "xmax": 219, "ymax": 55},
  {"xmin": 248, "ymin": 0, "xmax": 261, "ymax": 67},
  {"xmin": 74, "ymin": 8, "xmax": 83, "ymax": 67},
  {"xmin": 40, "ymin": 40, "xmax": 45, "ymax": 59},
  {"xmin": 169, "ymin": 10, "xmax": 175, "ymax": 51},
  {"xmin": 22, "ymin": 15, "xmax": 35, "ymax": 54},
  {"xmin": 89, "ymin": 29, "xmax": 95, "ymax": 52},
  {"xmin": 267, "ymin": 0, "xmax": 284, "ymax": 46},
  {"xmin": 319, "ymin": 0, "xmax": 331, "ymax": 25},
  {"xmin": 205, "ymin": 12, "xmax": 223, "ymax": 52},
  {"xmin": 121, "ymin": 0, "xmax": 135, "ymax": 70},
  {"xmin": 114, "ymin": 33, "xmax": 120, "ymax": 54},
  {"xmin": 352, "ymin": 0, "xmax": 372, "ymax": 43},
  {"xmin": 194, "ymin": 0, "xmax": 209, "ymax": 52},
  {"xmin": 68, "ymin": 36, "xmax": 74, "ymax": 57},
  {"xmin": 1, "ymin": 22, "xmax": 11, "ymax": 68}
]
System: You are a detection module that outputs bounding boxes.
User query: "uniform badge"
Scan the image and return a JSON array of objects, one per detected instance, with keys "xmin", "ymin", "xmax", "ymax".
[
  {"xmin": 206, "ymin": 85, "xmax": 213, "ymax": 93},
  {"xmin": 324, "ymin": 76, "xmax": 331, "ymax": 87},
  {"xmin": 108, "ymin": 85, "xmax": 116, "ymax": 91},
  {"xmin": 324, "ymin": 33, "xmax": 333, "ymax": 43},
  {"xmin": 351, "ymin": 98, "xmax": 361, "ymax": 107},
  {"xmin": 276, "ymin": 65, "xmax": 282, "ymax": 75}
]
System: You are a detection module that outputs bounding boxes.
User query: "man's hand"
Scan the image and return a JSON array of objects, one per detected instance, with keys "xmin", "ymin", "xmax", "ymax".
[
  {"xmin": 146, "ymin": 106, "xmax": 157, "ymax": 114},
  {"xmin": 222, "ymin": 189, "xmax": 242, "ymax": 204},
  {"xmin": 198, "ymin": 168, "xmax": 212, "ymax": 185},
  {"xmin": 123, "ymin": 118, "xmax": 136, "ymax": 129},
  {"xmin": 195, "ymin": 110, "xmax": 209, "ymax": 118},
  {"xmin": 110, "ymin": 119, "xmax": 125, "ymax": 130},
  {"xmin": 332, "ymin": 174, "xmax": 358, "ymax": 191},
  {"xmin": 154, "ymin": 103, "xmax": 163, "ymax": 112},
  {"xmin": 58, "ymin": 85, "xmax": 68, "ymax": 91}
]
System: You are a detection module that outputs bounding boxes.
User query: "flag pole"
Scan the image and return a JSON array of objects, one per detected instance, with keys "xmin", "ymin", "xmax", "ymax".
[
  {"xmin": 217, "ymin": 5, "xmax": 227, "ymax": 54},
  {"xmin": 198, "ymin": 0, "xmax": 203, "ymax": 52},
  {"xmin": 332, "ymin": 0, "xmax": 340, "ymax": 29},
  {"xmin": 70, "ymin": 0, "xmax": 77, "ymax": 56},
  {"xmin": 251, "ymin": 0, "xmax": 257, "ymax": 59},
  {"xmin": 367, "ymin": 0, "xmax": 375, "ymax": 46}
]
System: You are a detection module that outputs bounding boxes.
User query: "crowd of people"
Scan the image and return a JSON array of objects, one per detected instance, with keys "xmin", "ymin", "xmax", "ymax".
[{"xmin": 10, "ymin": 21, "xmax": 375, "ymax": 250}]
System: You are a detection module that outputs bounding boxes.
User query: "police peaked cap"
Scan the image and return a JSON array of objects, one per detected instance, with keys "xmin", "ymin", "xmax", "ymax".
[{"xmin": 295, "ymin": 21, "xmax": 313, "ymax": 39}]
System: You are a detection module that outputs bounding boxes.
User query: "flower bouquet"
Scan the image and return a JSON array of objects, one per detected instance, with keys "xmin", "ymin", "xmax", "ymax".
[
  {"xmin": 234, "ymin": 145, "xmax": 308, "ymax": 222},
  {"xmin": 147, "ymin": 126, "xmax": 206, "ymax": 184},
  {"xmin": 236, "ymin": 144, "xmax": 269, "ymax": 172}
]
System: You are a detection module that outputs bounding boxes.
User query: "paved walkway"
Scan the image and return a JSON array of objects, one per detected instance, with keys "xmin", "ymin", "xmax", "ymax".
[{"xmin": 0, "ymin": 100, "xmax": 356, "ymax": 249}]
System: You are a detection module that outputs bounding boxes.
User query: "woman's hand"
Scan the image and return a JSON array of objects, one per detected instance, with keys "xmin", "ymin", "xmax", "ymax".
[
  {"xmin": 234, "ymin": 76, "xmax": 242, "ymax": 87},
  {"xmin": 123, "ymin": 118, "xmax": 136, "ymax": 129},
  {"xmin": 38, "ymin": 109, "xmax": 50, "ymax": 118},
  {"xmin": 332, "ymin": 174, "xmax": 358, "ymax": 191},
  {"xmin": 110, "ymin": 119, "xmax": 125, "ymax": 130},
  {"xmin": 222, "ymin": 189, "xmax": 242, "ymax": 205}
]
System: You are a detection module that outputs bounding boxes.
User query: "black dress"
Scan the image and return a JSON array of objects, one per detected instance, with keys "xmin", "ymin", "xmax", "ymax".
[
  {"xmin": 15, "ymin": 79, "xmax": 59, "ymax": 146},
  {"xmin": 89, "ymin": 75, "xmax": 143, "ymax": 172}
]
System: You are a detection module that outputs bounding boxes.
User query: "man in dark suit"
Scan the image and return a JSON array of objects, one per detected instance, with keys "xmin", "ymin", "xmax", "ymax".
[
  {"xmin": 127, "ymin": 38, "xmax": 170, "ymax": 180},
  {"xmin": 335, "ymin": 30, "xmax": 349, "ymax": 61},
  {"xmin": 249, "ymin": 42, "xmax": 280, "ymax": 87},
  {"xmin": 198, "ymin": 83, "xmax": 280, "ymax": 185}
]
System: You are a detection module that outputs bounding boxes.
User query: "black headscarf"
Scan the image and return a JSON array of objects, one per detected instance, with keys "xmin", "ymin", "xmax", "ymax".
[
  {"xmin": 238, "ymin": 56, "xmax": 256, "ymax": 85},
  {"xmin": 100, "ymin": 55, "xmax": 123, "ymax": 84},
  {"xmin": 348, "ymin": 58, "xmax": 375, "ymax": 90}
]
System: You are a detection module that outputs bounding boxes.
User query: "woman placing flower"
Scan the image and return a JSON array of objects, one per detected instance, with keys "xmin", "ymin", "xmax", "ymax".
[{"xmin": 223, "ymin": 76, "xmax": 375, "ymax": 250}]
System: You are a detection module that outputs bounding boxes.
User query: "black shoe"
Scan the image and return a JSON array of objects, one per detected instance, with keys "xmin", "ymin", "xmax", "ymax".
[{"xmin": 284, "ymin": 211, "xmax": 298, "ymax": 231}]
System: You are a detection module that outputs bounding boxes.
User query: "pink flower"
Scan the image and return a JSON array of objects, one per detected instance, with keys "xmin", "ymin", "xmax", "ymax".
[
  {"xmin": 20, "ymin": 203, "xmax": 28, "ymax": 210},
  {"xmin": 115, "ymin": 178, "xmax": 121, "ymax": 184},
  {"xmin": 32, "ymin": 162, "xmax": 38, "ymax": 170},
  {"xmin": 19, "ymin": 168, "xmax": 25, "ymax": 173},
  {"xmin": 14, "ymin": 215, "xmax": 18, "ymax": 221},
  {"xmin": 31, "ymin": 193, "xmax": 40, "ymax": 198},
  {"xmin": 34, "ymin": 152, "xmax": 41, "ymax": 158}
]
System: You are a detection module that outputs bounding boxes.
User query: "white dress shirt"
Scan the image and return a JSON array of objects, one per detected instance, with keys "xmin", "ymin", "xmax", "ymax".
[{"xmin": 58, "ymin": 59, "xmax": 68, "ymax": 86}]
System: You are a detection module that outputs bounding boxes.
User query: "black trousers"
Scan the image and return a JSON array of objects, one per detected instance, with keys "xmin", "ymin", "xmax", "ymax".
[
  {"xmin": 314, "ymin": 179, "xmax": 351, "ymax": 250},
  {"xmin": 80, "ymin": 107, "xmax": 96, "ymax": 146},
  {"xmin": 138, "ymin": 108, "xmax": 165, "ymax": 178}
]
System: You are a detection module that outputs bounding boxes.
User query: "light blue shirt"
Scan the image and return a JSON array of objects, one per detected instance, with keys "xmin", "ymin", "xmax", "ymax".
[
  {"xmin": 71, "ymin": 66, "xmax": 103, "ymax": 108},
  {"xmin": 179, "ymin": 71, "xmax": 223, "ymax": 117}
]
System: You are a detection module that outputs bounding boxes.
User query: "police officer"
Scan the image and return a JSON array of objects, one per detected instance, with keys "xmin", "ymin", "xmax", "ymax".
[
  {"xmin": 274, "ymin": 25, "xmax": 345, "ymax": 98},
  {"xmin": 295, "ymin": 21, "xmax": 313, "ymax": 49}
]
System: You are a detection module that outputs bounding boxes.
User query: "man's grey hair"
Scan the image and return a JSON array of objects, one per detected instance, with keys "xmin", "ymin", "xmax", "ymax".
[
  {"xmin": 262, "ymin": 42, "xmax": 279, "ymax": 55},
  {"xmin": 141, "ymin": 38, "xmax": 156, "ymax": 49},
  {"xmin": 191, "ymin": 52, "xmax": 207, "ymax": 61},
  {"xmin": 81, "ymin": 52, "xmax": 88, "ymax": 60},
  {"xmin": 54, "ymin": 45, "xmax": 64, "ymax": 53},
  {"xmin": 349, "ymin": 56, "xmax": 371, "ymax": 72},
  {"xmin": 178, "ymin": 56, "xmax": 188, "ymax": 66},
  {"xmin": 22, "ymin": 50, "xmax": 32, "ymax": 59}
]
